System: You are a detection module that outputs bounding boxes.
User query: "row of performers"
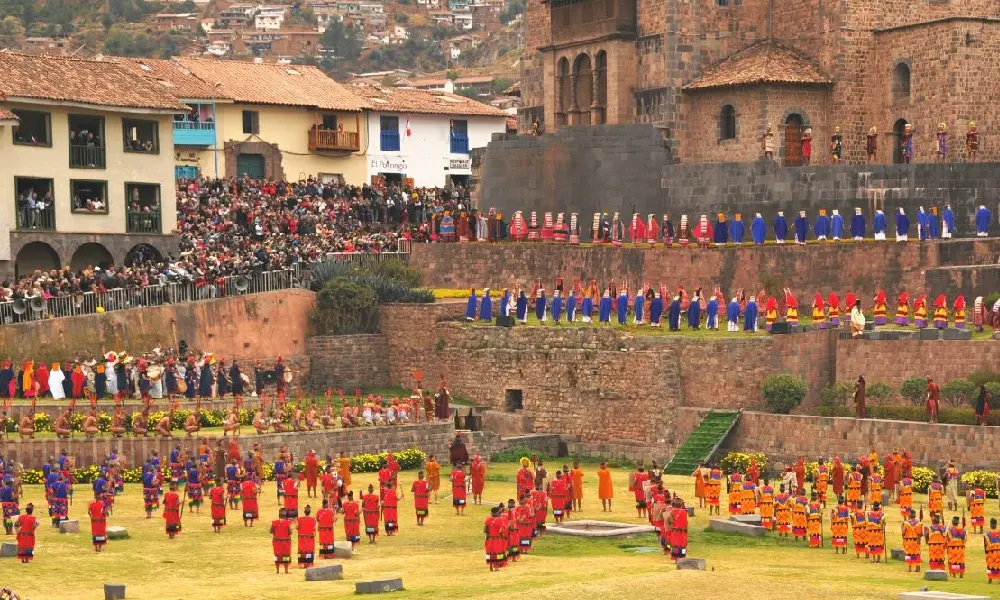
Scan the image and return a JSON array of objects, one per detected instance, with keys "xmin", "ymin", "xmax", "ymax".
[
  {"xmin": 0, "ymin": 353, "xmax": 288, "ymax": 401},
  {"xmin": 466, "ymin": 284, "xmax": 982, "ymax": 331},
  {"xmin": 500, "ymin": 205, "xmax": 993, "ymax": 245}
]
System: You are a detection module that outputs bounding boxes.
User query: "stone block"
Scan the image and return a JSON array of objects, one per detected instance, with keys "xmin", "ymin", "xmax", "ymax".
[
  {"xmin": 305, "ymin": 564, "xmax": 344, "ymax": 581},
  {"xmin": 355, "ymin": 578, "xmax": 404, "ymax": 594},
  {"xmin": 923, "ymin": 570, "xmax": 948, "ymax": 581},
  {"xmin": 333, "ymin": 540, "xmax": 354, "ymax": 558},
  {"xmin": 59, "ymin": 519, "xmax": 80, "ymax": 533},
  {"xmin": 104, "ymin": 583, "xmax": 126, "ymax": 600},
  {"xmin": 730, "ymin": 515, "xmax": 762, "ymax": 526},
  {"xmin": 106, "ymin": 526, "xmax": 129, "ymax": 540},
  {"xmin": 890, "ymin": 548, "xmax": 905, "ymax": 560},
  {"xmin": 676, "ymin": 558, "xmax": 706, "ymax": 570},
  {"xmin": 0, "ymin": 542, "xmax": 17, "ymax": 557},
  {"xmin": 708, "ymin": 518, "xmax": 766, "ymax": 537},
  {"xmin": 898, "ymin": 593, "xmax": 990, "ymax": 600}
]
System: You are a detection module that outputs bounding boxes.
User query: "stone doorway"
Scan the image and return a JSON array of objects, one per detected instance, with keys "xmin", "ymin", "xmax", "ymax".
[
  {"xmin": 893, "ymin": 118, "xmax": 908, "ymax": 164},
  {"xmin": 784, "ymin": 114, "xmax": 804, "ymax": 167},
  {"xmin": 505, "ymin": 389, "xmax": 523, "ymax": 412}
]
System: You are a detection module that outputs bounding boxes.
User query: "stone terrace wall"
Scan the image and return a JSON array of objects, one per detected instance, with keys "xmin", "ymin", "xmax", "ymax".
[
  {"xmin": 0, "ymin": 289, "xmax": 315, "ymax": 364},
  {"xmin": 835, "ymin": 339, "xmax": 1000, "ymax": 388},
  {"xmin": 723, "ymin": 411, "xmax": 1000, "ymax": 470},
  {"xmin": 307, "ymin": 334, "xmax": 390, "ymax": 391},
  {"xmin": 409, "ymin": 239, "xmax": 1000, "ymax": 301},
  {"xmin": 5, "ymin": 422, "xmax": 455, "ymax": 470}
]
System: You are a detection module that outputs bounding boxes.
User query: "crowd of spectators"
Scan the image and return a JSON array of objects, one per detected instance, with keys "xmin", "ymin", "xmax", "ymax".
[{"xmin": 1, "ymin": 176, "xmax": 473, "ymax": 307}]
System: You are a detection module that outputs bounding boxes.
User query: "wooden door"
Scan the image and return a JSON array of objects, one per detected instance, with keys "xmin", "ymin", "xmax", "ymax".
[{"xmin": 784, "ymin": 115, "xmax": 803, "ymax": 167}]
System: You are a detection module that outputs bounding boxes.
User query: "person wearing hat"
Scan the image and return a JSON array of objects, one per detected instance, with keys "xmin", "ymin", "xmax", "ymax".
[
  {"xmin": 485, "ymin": 504, "xmax": 507, "ymax": 571},
  {"xmin": 947, "ymin": 515, "xmax": 968, "ymax": 578},
  {"xmin": 14, "ymin": 502, "xmax": 38, "ymax": 563},
  {"xmin": 666, "ymin": 496, "xmax": 688, "ymax": 561},
  {"xmin": 944, "ymin": 460, "xmax": 960, "ymax": 511},
  {"xmin": 928, "ymin": 474, "xmax": 945, "ymax": 521}
]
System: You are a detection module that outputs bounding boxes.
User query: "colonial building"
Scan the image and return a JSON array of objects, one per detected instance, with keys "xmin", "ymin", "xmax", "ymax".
[
  {"xmin": 0, "ymin": 52, "xmax": 185, "ymax": 278},
  {"xmin": 349, "ymin": 83, "xmax": 508, "ymax": 187},
  {"xmin": 520, "ymin": 0, "xmax": 1000, "ymax": 164}
]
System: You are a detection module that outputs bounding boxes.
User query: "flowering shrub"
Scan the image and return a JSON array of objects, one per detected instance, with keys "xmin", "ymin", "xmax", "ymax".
[
  {"xmin": 719, "ymin": 451, "xmax": 767, "ymax": 474},
  {"xmin": 961, "ymin": 470, "xmax": 1000, "ymax": 498},
  {"xmin": 911, "ymin": 467, "xmax": 934, "ymax": 494}
]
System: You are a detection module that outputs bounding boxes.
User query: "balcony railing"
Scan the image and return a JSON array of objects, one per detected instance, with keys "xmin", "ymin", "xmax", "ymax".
[
  {"xmin": 126, "ymin": 206, "xmax": 162, "ymax": 234},
  {"xmin": 15, "ymin": 205, "xmax": 56, "ymax": 231},
  {"xmin": 308, "ymin": 129, "xmax": 361, "ymax": 152},
  {"xmin": 450, "ymin": 134, "xmax": 469, "ymax": 154},
  {"xmin": 70, "ymin": 145, "xmax": 106, "ymax": 169},
  {"xmin": 380, "ymin": 130, "xmax": 401, "ymax": 152},
  {"xmin": 173, "ymin": 120, "xmax": 217, "ymax": 146}
]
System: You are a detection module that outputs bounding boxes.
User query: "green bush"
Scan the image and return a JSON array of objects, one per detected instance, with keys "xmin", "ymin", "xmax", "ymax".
[
  {"xmin": 311, "ymin": 276, "xmax": 380, "ymax": 335},
  {"xmin": 811, "ymin": 405, "xmax": 996, "ymax": 425},
  {"xmin": 941, "ymin": 379, "xmax": 977, "ymax": 407},
  {"xmin": 986, "ymin": 382, "xmax": 1000, "ymax": 404},
  {"xmin": 900, "ymin": 377, "xmax": 927, "ymax": 405},
  {"xmin": 372, "ymin": 258, "xmax": 422, "ymax": 287},
  {"xmin": 961, "ymin": 470, "xmax": 1000, "ymax": 498},
  {"xmin": 762, "ymin": 374, "xmax": 807, "ymax": 414},
  {"xmin": 866, "ymin": 382, "xmax": 895, "ymax": 406},
  {"xmin": 966, "ymin": 369, "xmax": 1000, "ymax": 387},
  {"xmin": 719, "ymin": 451, "xmax": 768, "ymax": 475},
  {"xmin": 820, "ymin": 382, "xmax": 852, "ymax": 409}
]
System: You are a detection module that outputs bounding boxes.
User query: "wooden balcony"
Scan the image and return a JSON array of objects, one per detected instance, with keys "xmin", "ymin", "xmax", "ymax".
[{"xmin": 308, "ymin": 129, "xmax": 361, "ymax": 152}]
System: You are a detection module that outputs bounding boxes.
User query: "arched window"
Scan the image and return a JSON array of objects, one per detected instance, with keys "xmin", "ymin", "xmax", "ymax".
[
  {"xmin": 556, "ymin": 58, "xmax": 570, "ymax": 127},
  {"xmin": 572, "ymin": 53, "xmax": 593, "ymax": 125},
  {"xmin": 893, "ymin": 63, "xmax": 911, "ymax": 102},
  {"xmin": 594, "ymin": 50, "xmax": 607, "ymax": 125},
  {"xmin": 719, "ymin": 105, "xmax": 736, "ymax": 140}
]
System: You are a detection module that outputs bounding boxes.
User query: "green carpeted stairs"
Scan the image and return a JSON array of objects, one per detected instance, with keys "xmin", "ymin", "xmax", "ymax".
[{"xmin": 664, "ymin": 410, "xmax": 741, "ymax": 475}]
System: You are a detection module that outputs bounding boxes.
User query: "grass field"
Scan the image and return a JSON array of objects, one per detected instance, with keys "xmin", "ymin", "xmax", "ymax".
[{"xmin": 3, "ymin": 463, "xmax": 999, "ymax": 600}]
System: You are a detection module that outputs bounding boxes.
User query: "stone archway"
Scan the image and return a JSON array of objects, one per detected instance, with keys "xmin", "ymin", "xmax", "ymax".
[
  {"xmin": 224, "ymin": 140, "xmax": 284, "ymax": 180},
  {"xmin": 556, "ymin": 57, "xmax": 570, "ymax": 127},
  {"xmin": 15, "ymin": 241, "xmax": 60, "ymax": 278},
  {"xmin": 893, "ymin": 118, "xmax": 908, "ymax": 164},
  {"xmin": 70, "ymin": 242, "xmax": 114, "ymax": 271},
  {"xmin": 784, "ymin": 114, "xmax": 804, "ymax": 167},
  {"xmin": 573, "ymin": 53, "xmax": 593, "ymax": 126},
  {"xmin": 124, "ymin": 243, "xmax": 164, "ymax": 267}
]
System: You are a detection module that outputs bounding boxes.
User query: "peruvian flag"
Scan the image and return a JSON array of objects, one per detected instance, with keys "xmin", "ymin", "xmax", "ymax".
[{"xmin": 405, "ymin": 117, "xmax": 412, "ymax": 137}]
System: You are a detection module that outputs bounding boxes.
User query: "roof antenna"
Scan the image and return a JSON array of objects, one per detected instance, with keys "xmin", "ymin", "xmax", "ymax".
[{"xmin": 70, "ymin": 44, "xmax": 87, "ymax": 57}]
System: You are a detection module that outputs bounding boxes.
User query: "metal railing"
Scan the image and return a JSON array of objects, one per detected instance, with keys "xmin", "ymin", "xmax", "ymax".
[
  {"xmin": 317, "ymin": 249, "xmax": 411, "ymax": 267},
  {"xmin": 126, "ymin": 207, "xmax": 162, "ymax": 234},
  {"xmin": 70, "ymin": 145, "xmax": 106, "ymax": 168},
  {"xmin": 15, "ymin": 205, "xmax": 56, "ymax": 231},
  {"xmin": 0, "ymin": 268, "xmax": 299, "ymax": 326},
  {"xmin": 450, "ymin": 134, "xmax": 469, "ymax": 154},
  {"xmin": 380, "ymin": 130, "xmax": 400, "ymax": 152},
  {"xmin": 173, "ymin": 121, "xmax": 216, "ymax": 131}
]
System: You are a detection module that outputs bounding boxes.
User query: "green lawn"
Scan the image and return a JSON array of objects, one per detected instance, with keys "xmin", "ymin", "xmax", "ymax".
[{"xmin": 3, "ymin": 463, "xmax": 998, "ymax": 599}]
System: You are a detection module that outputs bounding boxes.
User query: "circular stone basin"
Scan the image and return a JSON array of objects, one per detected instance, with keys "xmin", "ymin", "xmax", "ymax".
[{"xmin": 545, "ymin": 520, "xmax": 656, "ymax": 538}]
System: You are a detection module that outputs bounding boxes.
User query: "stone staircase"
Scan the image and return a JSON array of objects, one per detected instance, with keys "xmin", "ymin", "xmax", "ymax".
[{"xmin": 664, "ymin": 410, "xmax": 741, "ymax": 475}]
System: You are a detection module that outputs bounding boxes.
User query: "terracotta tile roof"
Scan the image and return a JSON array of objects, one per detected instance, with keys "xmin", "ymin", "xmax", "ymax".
[
  {"xmin": 0, "ymin": 51, "xmax": 188, "ymax": 111},
  {"xmin": 0, "ymin": 108, "xmax": 19, "ymax": 121},
  {"xmin": 111, "ymin": 57, "xmax": 233, "ymax": 101},
  {"xmin": 505, "ymin": 115, "xmax": 517, "ymax": 131},
  {"xmin": 175, "ymin": 57, "xmax": 366, "ymax": 111},
  {"xmin": 409, "ymin": 75, "xmax": 495, "ymax": 88},
  {"xmin": 348, "ymin": 83, "xmax": 508, "ymax": 117},
  {"xmin": 684, "ymin": 41, "xmax": 833, "ymax": 91}
]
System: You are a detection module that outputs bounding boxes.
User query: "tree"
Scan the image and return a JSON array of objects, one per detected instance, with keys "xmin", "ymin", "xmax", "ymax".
[
  {"xmin": 320, "ymin": 19, "xmax": 361, "ymax": 62},
  {"xmin": 445, "ymin": 69, "xmax": 459, "ymax": 80},
  {"xmin": 762, "ymin": 374, "xmax": 808, "ymax": 414},
  {"xmin": 180, "ymin": 0, "xmax": 198, "ymax": 11},
  {"xmin": 492, "ymin": 77, "xmax": 514, "ymax": 96}
]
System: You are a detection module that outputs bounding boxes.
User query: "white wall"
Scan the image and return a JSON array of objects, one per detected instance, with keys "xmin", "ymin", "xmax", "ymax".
[{"xmin": 364, "ymin": 111, "xmax": 505, "ymax": 187}]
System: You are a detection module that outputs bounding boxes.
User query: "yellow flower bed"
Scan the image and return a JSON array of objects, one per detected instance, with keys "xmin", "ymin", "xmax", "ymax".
[{"xmin": 434, "ymin": 288, "xmax": 504, "ymax": 299}]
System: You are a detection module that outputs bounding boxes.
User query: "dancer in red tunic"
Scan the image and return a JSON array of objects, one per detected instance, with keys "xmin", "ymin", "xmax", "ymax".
[
  {"xmin": 485, "ymin": 505, "xmax": 507, "ymax": 571},
  {"xmin": 667, "ymin": 497, "xmax": 689, "ymax": 561},
  {"xmin": 304, "ymin": 451, "xmax": 319, "ymax": 498},
  {"xmin": 382, "ymin": 481, "xmax": 402, "ymax": 536},
  {"xmin": 343, "ymin": 491, "xmax": 362, "ymax": 547},
  {"xmin": 297, "ymin": 505, "xmax": 316, "ymax": 568},
  {"xmin": 163, "ymin": 483, "xmax": 183, "ymax": 538},
  {"xmin": 411, "ymin": 470, "xmax": 431, "ymax": 526},
  {"xmin": 241, "ymin": 477, "xmax": 259, "ymax": 527},
  {"xmin": 451, "ymin": 464, "xmax": 467, "ymax": 515},
  {"xmin": 15, "ymin": 503, "xmax": 39, "ymax": 563},
  {"xmin": 549, "ymin": 471, "xmax": 568, "ymax": 523},
  {"xmin": 209, "ymin": 484, "xmax": 226, "ymax": 533},
  {"xmin": 270, "ymin": 508, "xmax": 292, "ymax": 574},
  {"xmin": 317, "ymin": 499, "xmax": 336, "ymax": 559},
  {"xmin": 506, "ymin": 499, "xmax": 520, "ymax": 562},
  {"xmin": 531, "ymin": 488, "xmax": 548, "ymax": 535},
  {"xmin": 361, "ymin": 484, "xmax": 381, "ymax": 544},
  {"xmin": 282, "ymin": 475, "xmax": 300, "ymax": 519},
  {"xmin": 516, "ymin": 496, "xmax": 534, "ymax": 554},
  {"xmin": 88, "ymin": 494, "xmax": 107, "ymax": 552}
]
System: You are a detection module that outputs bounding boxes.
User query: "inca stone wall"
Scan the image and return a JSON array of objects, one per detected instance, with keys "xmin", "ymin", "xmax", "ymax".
[{"xmin": 307, "ymin": 334, "xmax": 390, "ymax": 391}]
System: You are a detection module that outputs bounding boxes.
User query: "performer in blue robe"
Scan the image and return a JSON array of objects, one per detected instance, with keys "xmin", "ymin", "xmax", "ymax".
[
  {"xmin": 928, "ymin": 209, "xmax": 940, "ymax": 239},
  {"xmin": 831, "ymin": 209, "xmax": 845, "ymax": 240},
  {"xmin": 516, "ymin": 290, "xmax": 528, "ymax": 323},
  {"xmin": 751, "ymin": 213, "xmax": 766, "ymax": 245},
  {"xmin": 616, "ymin": 290, "xmax": 628, "ymax": 325},
  {"xmin": 743, "ymin": 297, "xmax": 759, "ymax": 332},
  {"xmin": 479, "ymin": 289, "xmax": 492, "ymax": 321},
  {"xmin": 895, "ymin": 208, "xmax": 909, "ymax": 242},
  {"xmin": 727, "ymin": 298, "xmax": 741, "ymax": 332},
  {"xmin": 465, "ymin": 289, "xmax": 477, "ymax": 321},
  {"xmin": 814, "ymin": 210, "xmax": 830, "ymax": 240},
  {"xmin": 917, "ymin": 207, "xmax": 929, "ymax": 241},
  {"xmin": 198, "ymin": 362, "xmax": 214, "ymax": 398},
  {"xmin": 499, "ymin": 289, "xmax": 511, "ymax": 317},
  {"xmin": 729, "ymin": 214, "xmax": 746, "ymax": 244},
  {"xmin": 773, "ymin": 211, "xmax": 788, "ymax": 243},
  {"xmin": 941, "ymin": 204, "xmax": 955, "ymax": 238},
  {"xmin": 976, "ymin": 205, "xmax": 991, "ymax": 236},
  {"xmin": 566, "ymin": 290, "xmax": 577, "ymax": 322},
  {"xmin": 551, "ymin": 291, "xmax": 563, "ymax": 323},
  {"xmin": 873, "ymin": 209, "xmax": 887, "ymax": 240},
  {"xmin": 650, "ymin": 292, "xmax": 664, "ymax": 327},
  {"xmin": 667, "ymin": 297, "xmax": 681, "ymax": 331},
  {"xmin": 535, "ymin": 288, "xmax": 547, "ymax": 322},
  {"xmin": 706, "ymin": 295, "xmax": 719, "ymax": 330},
  {"xmin": 850, "ymin": 208, "xmax": 865, "ymax": 240},
  {"xmin": 713, "ymin": 213, "xmax": 728, "ymax": 245},
  {"xmin": 634, "ymin": 292, "xmax": 645, "ymax": 325},
  {"xmin": 581, "ymin": 291, "xmax": 594, "ymax": 322},
  {"xmin": 598, "ymin": 291, "xmax": 612, "ymax": 324},
  {"xmin": 794, "ymin": 210, "xmax": 809, "ymax": 244},
  {"xmin": 687, "ymin": 290, "xmax": 702, "ymax": 330}
]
